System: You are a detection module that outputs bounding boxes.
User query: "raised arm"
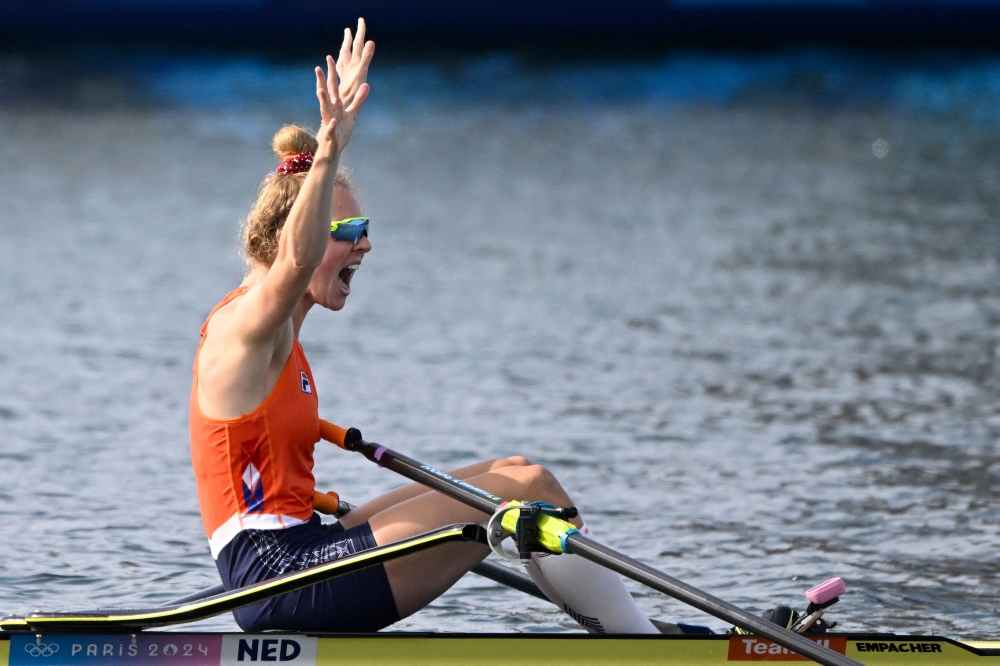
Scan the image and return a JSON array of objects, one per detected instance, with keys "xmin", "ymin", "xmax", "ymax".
[{"xmin": 234, "ymin": 21, "xmax": 374, "ymax": 342}]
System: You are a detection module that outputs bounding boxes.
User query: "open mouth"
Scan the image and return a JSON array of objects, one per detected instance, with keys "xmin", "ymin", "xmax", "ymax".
[{"xmin": 338, "ymin": 264, "xmax": 360, "ymax": 292}]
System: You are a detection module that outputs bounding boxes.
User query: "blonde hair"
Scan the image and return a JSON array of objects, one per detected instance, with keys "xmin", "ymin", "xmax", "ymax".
[{"xmin": 243, "ymin": 125, "xmax": 356, "ymax": 267}]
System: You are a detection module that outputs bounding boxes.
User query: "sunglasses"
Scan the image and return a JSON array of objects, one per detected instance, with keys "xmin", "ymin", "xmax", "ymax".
[{"xmin": 330, "ymin": 217, "xmax": 370, "ymax": 244}]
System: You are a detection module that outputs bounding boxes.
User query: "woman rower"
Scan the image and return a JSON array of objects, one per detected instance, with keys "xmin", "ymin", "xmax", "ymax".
[{"xmin": 189, "ymin": 20, "xmax": 658, "ymax": 634}]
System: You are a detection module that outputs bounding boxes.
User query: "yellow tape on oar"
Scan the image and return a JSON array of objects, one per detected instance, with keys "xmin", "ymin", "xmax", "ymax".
[
  {"xmin": 0, "ymin": 525, "xmax": 475, "ymax": 633},
  {"xmin": 498, "ymin": 501, "xmax": 579, "ymax": 555}
]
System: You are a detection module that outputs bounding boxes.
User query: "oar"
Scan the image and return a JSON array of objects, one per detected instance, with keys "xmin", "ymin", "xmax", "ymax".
[
  {"xmin": 164, "ymin": 559, "xmax": 545, "ymax": 607},
  {"xmin": 320, "ymin": 421, "xmax": 862, "ymax": 666},
  {"xmin": 2, "ymin": 525, "xmax": 484, "ymax": 633},
  {"xmin": 162, "ymin": 496, "xmax": 546, "ymax": 607}
]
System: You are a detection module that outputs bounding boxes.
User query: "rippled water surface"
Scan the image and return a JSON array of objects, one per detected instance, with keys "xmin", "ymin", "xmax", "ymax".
[{"xmin": 2, "ymin": 49, "xmax": 1000, "ymax": 637}]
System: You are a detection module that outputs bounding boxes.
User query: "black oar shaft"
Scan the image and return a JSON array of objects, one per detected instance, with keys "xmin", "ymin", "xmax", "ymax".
[
  {"xmin": 471, "ymin": 561, "xmax": 548, "ymax": 601},
  {"xmin": 351, "ymin": 440, "xmax": 502, "ymax": 514},
  {"xmin": 349, "ymin": 439, "xmax": 862, "ymax": 666},
  {"xmin": 565, "ymin": 534, "xmax": 860, "ymax": 666}
]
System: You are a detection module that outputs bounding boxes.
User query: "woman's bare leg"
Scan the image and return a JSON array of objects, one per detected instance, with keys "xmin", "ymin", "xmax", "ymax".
[
  {"xmin": 365, "ymin": 462, "xmax": 582, "ymax": 618},
  {"xmin": 339, "ymin": 456, "xmax": 533, "ymax": 528},
  {"xmin": 333, "ymin": 459, "xmax": 655, "ymax": 634}
]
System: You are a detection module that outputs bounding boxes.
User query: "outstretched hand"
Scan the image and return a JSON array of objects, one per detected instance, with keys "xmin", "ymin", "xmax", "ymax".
[{"xmin": 314, "ymin": 18, "xmax": 375, "ymax": 160}]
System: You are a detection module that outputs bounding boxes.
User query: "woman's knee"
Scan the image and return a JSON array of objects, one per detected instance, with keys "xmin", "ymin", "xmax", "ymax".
[
  {"xmin": 488, "ymin": 455, "xmax": 533, "ymax": 471},
  {"xmin": 513, "ymin": 463, "xmax": 564, "ymax": 499}
]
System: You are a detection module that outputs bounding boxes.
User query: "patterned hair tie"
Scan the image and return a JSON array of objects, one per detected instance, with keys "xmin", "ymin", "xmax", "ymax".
[{"xmin": 276, "ymin": 152, "xmax": 314, "ymax": 175}]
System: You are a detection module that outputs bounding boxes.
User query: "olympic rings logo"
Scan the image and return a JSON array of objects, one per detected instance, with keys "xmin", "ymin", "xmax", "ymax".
[{"xmin": 24, "ymin": 643, "xmax": 60, "ymax": 658}]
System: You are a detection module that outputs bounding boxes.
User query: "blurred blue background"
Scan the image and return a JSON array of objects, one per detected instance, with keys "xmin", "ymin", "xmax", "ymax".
[{"xmin": 0, "ymin": 0, "xmax": 999, "ymax": 49}]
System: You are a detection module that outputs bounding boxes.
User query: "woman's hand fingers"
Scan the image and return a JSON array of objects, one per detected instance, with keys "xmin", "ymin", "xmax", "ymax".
[
  {"xmin": 315, "ymin": 66, "xmax": 333, "ymax": 125},
  {"xmin": 313, "ymin": 19, "xmax": 372, "ymax": 158},
  {"xmin": 320, "ymin": 117, "xmax": 338, "ymax": 142},
  {"xmin": 351, "ymin": 18, "xmax": 366, "ymax": 64},
  {"xmin": 340, "ymin": 48, "xmax": 374, "ymax": 109},
  {"xmin": 326, "ymin": 56, "xmax": 340, "ymax": 100},
  {"xmin": 354, "ymin": 41, "xmax": 375, "ymax": 92},
  {"xmin": 328, "ymin": 55, "xmax": 344, "ymax": 108},
  {"xmin": 337, "ymin": 28, "xmax": 351, "ymax": 77},
  {"xmin": 345, "ymin": 82, "xmax": 370, "ymax": 115},
  {"xmin": 335, "ymin": 19, "xmax": 374, "ymax": 106}
]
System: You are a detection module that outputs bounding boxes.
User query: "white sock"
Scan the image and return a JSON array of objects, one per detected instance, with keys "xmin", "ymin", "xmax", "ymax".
[{"xmin": 524, "ymin": 523, "xmax": 659, "ymax": 634}]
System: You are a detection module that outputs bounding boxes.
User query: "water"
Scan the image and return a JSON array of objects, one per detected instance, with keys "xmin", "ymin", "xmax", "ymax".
[{"xmin": 1, "ymin": 48, "xmax": 1000, "ymax": 638}]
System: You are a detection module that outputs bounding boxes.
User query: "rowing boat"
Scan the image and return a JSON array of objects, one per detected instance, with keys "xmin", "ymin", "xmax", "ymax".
[
  {"xmin": 3, "ymin": 632, "xmax": 1000, "ymax": 666},
  {"xmin": 2, "ymin": 424, "xmax": 989, "ymax": 666}
]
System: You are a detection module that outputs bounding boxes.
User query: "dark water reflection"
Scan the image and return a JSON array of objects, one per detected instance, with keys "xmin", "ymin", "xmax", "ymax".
[{"xmin": 1, "ymin": 49, "xmax": 999, "ymax": 637}]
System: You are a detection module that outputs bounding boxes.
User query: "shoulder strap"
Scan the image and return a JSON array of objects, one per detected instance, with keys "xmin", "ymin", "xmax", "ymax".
[{"xmin": 199, "ymin": 286, "xmax": 250, "ymax": 337}]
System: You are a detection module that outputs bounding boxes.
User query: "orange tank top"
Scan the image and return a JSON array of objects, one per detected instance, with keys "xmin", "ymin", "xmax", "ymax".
[{"xmin": 190, "ymin": 287, "xmax": 320, "ymax": 559}]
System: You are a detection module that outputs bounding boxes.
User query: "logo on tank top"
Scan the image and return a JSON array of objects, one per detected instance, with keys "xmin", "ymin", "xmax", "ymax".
[
  {"xmin": 242, "ymin": 462, "xmax": 265, "ymax": 513},
  {"xmin": 300, "ymin": 371, "xmax": 312, "ymax": 394}
]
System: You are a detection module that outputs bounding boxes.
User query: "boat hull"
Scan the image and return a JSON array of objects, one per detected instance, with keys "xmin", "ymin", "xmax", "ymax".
[{"xmin": 3, "ymin": 633, "xmax": 1000, "ymax": 665}]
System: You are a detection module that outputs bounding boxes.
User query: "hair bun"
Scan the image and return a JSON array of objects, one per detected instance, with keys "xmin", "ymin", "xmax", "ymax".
[
  {"xmin": 272, "ymin": 125, "xmax": 319, "ymax": 160},
  {"xmin": 244, "ymin": 125, "xmax": 357, "ymax": 268}
]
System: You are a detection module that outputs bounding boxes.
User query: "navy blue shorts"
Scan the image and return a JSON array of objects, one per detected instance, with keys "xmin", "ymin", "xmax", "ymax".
[{"xmin": 216, "ymin": 514, "xmax": 400, "ymax": 633}]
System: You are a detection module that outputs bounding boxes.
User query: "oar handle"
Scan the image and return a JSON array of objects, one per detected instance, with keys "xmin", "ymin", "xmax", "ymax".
[{"xmin": 319, "ymin": 419, "xmax": 360, "ymax": 449}]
